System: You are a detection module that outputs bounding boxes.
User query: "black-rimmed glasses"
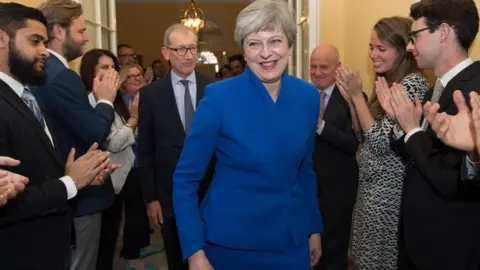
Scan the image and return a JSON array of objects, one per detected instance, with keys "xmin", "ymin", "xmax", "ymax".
[
  {"xmin": 167, "ymin": 46, "xmax": 198, "ymax": 56},
  {"xmin": 409, "ymin": 27, "xmax": 430, "ymax": 44}
]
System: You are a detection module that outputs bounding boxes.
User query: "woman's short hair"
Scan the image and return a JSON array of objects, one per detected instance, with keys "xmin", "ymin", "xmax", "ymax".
[{"xmin": 234, "ymin": 0, "xmax": 296, "ymax": 48}]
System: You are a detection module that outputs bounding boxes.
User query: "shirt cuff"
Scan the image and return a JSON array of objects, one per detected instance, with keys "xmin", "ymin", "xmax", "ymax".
[
  {"xmin": 97, "ymin": 99, "xmax": 114, "ymax": 108},
  {"xmin": 392, "ymin": 124, "xmax": 405, "ymax": 141},
  {"xmin": 404, "ymin": 128, "xmax": 424, "ymax": 143},
  {"xmin": 59, "ymin": 176, "xmax": 78, "ymax": 200},
  {"xmin": 316, "ymin": 121, "xmax": 326, "ymax": 135}
]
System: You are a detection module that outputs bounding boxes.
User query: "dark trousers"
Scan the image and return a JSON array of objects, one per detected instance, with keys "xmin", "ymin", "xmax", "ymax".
[
  {"xmin": 96, "ymin": 168, "xmax": 151, "ymax": 270},
  {"xmin": 397, "ymin": 230, "xmax": 421, "ymax": 270},
  {"xmin": 162, "ymin": 216, "xmax": 189, "ymax": 270},
  {"xmin": 315, "ymin": 202, "xmax": 354, "ymax": 270}
]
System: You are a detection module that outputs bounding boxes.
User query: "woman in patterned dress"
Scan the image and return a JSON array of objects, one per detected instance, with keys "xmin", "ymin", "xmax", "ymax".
[{"xmin": 336, "ymin": 16, "xmax": 430, "ymax": 269}]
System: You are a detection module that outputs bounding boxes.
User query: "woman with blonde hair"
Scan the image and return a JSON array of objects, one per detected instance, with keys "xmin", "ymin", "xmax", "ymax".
[
  {"xmin": 336, "ymin": 16, "xmax": 429, "ymax": 269},
  {"xmin": 172, "ymin": 0, "xmax": 322, "ymax": 269}
]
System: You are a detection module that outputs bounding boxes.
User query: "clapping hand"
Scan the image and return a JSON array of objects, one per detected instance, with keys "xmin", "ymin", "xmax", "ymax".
[
  {"xmin": 390, "ymin": 83, "xmax": 422, "ymax": 133},
  {"xmin": 423, "ymin": 90, "xmax": 476, "ymax": 151},
  {"xmin": 0, "ymin": 157, "xmax": 29, "ymax": 206},
  {"xmin": 375, "ymin": 77, "xmax": 395, "ymax": 119},
  {"xmin": 336, "ymin": 65, "xmax": 363, "ymax": 99}
]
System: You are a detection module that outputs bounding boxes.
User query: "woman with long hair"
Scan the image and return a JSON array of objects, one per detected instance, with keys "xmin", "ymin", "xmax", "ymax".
[
  {"xmin": 80, "ymin": 49, "xmax": 161, "ymax": 270},
  {"xmin": 336, "ymin": 17, "xmax": 429, "ymax": 269}
]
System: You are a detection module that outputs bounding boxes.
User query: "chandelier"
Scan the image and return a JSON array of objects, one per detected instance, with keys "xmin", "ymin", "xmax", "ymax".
[{"xmin": 180, "ymin": 0, "xmax": 205, "ymax": 33}]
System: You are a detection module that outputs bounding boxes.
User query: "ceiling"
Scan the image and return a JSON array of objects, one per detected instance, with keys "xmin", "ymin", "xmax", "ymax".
[{"xmin": 116, "ymin": 0, "xmax": 251, "ymax": 3}]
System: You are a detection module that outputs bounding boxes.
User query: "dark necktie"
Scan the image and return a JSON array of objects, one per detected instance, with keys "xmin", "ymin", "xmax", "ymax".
[
  {"xmin": 180, "ymin": 80, "xmax": 194, "ymax": 132},
  {"xmin": 22, "ymin": 87, "xmax": 45, "ymax": 128}
]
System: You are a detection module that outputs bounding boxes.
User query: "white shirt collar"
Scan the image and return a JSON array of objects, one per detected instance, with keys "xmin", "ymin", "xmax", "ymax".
[
  {"xmin": 171, "ymin": 70, "xmax": 196, "ymax": 85},
  {"xmin": 319, "ymin": 83, "xmax": 336, "ymax": 96},
  {"xmin": 0, "ymin": 72, "xmax": 26, "ymax": 98},
  {"xmin": 439, "ymin": 58, "xmax": 474, "ymax": 87},
  {"xmin": 48, "ymin": 49, "xmax": 69, "ymax": 67}
]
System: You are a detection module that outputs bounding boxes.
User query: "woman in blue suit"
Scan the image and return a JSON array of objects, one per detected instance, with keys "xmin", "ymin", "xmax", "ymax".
[{"xmin": 173, "ymin": 0, "xmax": 323, "ymax": 269}]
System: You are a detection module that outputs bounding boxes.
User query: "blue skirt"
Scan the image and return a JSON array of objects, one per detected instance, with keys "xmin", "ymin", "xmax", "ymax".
[{"xmin": 204, "ymin": 237, "xmax": 310, "ymax": 270}]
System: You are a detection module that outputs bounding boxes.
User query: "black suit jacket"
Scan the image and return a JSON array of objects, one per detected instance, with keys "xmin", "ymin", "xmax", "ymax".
[
  {"xmin": 0, "ymin": 80, "xmax": 71, "ymax": 269},
  {"xmin": 392, "ymin": 61, "xmax": 480, "ymax": 270},
  {"xmin": 314, "ymin": 86, "xmax": 359, "ymax": 206},
  {"xmin": 138, "ymin": 71, "xmax": 215, "ymax": 218}
]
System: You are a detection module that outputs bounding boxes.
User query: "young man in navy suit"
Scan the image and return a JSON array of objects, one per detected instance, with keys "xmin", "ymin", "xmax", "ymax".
[{"xmin": 36, "ymin": 0, "xmax": 119, "ymax": 269}]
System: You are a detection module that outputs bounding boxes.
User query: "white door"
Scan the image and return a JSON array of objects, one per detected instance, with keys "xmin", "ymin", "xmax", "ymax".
[{"xmin": 287, "ymin": 0, "xmax": 319, "ymax": 81}]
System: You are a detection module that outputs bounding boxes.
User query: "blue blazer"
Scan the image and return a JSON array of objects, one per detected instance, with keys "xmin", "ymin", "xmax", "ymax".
[
  {"xmin": 34, "ymin": 54, "xmax": 115, "ymax": 216},
  {"xmin": 173, "ymin": 68, "xmax": 323, "ymax": 259}
]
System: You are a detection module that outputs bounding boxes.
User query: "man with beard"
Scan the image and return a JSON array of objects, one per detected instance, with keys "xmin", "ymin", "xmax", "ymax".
[
  {"xmin": 35, "ymin": 0, "xmax": 119, "ymax": 269},
  {"xmin": 0, "ymin": 3, "xmax": 114, "ymax": 269}
]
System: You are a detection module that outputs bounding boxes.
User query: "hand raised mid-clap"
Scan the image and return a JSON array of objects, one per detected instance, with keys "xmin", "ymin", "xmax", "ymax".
[
  {"xmin": 92, "ymin": 69, "xmax": 120, "ymax": 103},
  {"xmin": 0, "ymin": 157, "xmax": 29, "ymax": 206},
  {"xmin": 470, "ymin": 92, "xmax": 480, "ymax": 156},
  {"xmin": 65, "ymin": 143, "xmax": 120, "ymax": 189},
  {"xmin": 375, "ymin": 77, "xmax": 395, "ymax": 119},
  {"xmin": 335, "ymin": 65, "xmax": 363, "ymax": 98},
  {"xmin": 390, "ymin": 83, "xmax": 422, "ymax": 133},
  {"xmin": 423, "ymin": 90, "xmax": 476, "ymax": 151}
]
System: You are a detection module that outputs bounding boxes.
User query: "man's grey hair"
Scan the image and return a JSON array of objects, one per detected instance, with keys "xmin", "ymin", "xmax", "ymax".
[
  {"xmin": 163, "ymin": 23, "xmax": 198, "ymax": 46},
  {"xmin": 234, "ymin": 0, "xmax": 296, "ymax": 48}
]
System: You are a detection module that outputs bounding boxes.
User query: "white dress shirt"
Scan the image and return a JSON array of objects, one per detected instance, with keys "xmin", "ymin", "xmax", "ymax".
[
  {"xmin": 0, "ymin": 71, "xmax": 77, "ymax": 199},
  {"xmin": 171, "ymin": 70, "xmax": 197, "ymax": 129}
]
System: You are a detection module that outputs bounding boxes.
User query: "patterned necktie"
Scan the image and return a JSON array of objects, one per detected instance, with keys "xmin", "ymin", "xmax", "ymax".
[
  {"xmin": 319, "ymin": 91, "xmax": 327, "ymax": 118},
  {"xmin": 430, "ymin": 80, "xmax": 444, "ymax": 103},
  {"xmin": 180, "ymin": 80, "xmax": 194, "ymax": 132},
  {"xmin": 22, "ymin": 87, "xmax": 45, "ymax": 128}
]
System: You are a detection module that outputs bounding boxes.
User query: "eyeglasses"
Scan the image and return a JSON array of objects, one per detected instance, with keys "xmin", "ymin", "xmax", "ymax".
[
  {"xmin": 167, "ymin": 46, "xmax": 198, "ymax": 56},
  {"xmin": 118, "ymin": 53, "xmax": 137, "ymax": 59},
  {"xmin": 408, "ymin": 27, "xmax": 430, "ymax": 44},
  {"xmin": 127, "ymin": 73, "xmax": 143, "ymax": 81}
]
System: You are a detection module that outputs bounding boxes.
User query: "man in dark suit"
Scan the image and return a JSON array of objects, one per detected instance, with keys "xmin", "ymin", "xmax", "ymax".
[
  {"xmin": 139, "ymin": 23, "xmax": 215, "ymax": 270},
  {"xmin": 35, "ymin": 1, "xmax": 119, "ymax": 269},
  {"xmin": 0, "ymin": 3, "xmax": 112, "ymax": 269},
  {"xmin": 386, "ymin": 1, "xmax": 480, "ymax": 269},
  {"xmin": 310, "ymin": 44, "xmax": 359, "ymax": 270}
]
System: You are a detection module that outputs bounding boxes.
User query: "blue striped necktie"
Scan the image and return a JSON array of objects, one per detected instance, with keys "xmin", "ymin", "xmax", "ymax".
[{"xmin": 22, "ymin": 87, "xmax": 45, "ymax": 128}]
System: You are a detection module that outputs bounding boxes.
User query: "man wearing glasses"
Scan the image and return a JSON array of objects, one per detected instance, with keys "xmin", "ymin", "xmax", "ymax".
[
  {"xmin": 138, "ymin": 23, "xmax": 215, "ymax": 270},
  {"xmin": 117, "ymin": 44, "xmax": 137, "ymax": 67},
  {"xmin": 384, "ymin": 0, "xmax": 480, "ymax": 269}
]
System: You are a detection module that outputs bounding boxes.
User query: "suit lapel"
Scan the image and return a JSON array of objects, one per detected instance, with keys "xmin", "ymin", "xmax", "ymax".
[
  {"xmin": 438, "ymin": 62, "xmax": 480, "ymax": 109},
  {"xmin": 0, "ymin": 82, "xmax": 63, "ymax": 166}
]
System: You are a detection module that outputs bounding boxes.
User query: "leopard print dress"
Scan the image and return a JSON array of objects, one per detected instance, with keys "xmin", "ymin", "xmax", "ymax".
[{"xmin": 350, "ymin": 73, "xmax": 429, "ymax": 270}]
